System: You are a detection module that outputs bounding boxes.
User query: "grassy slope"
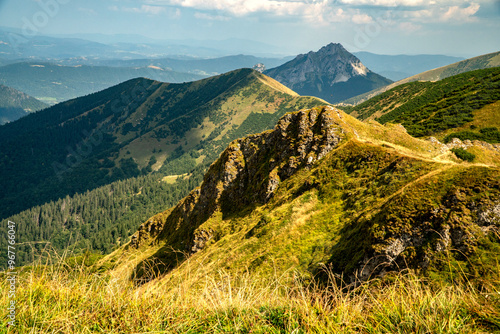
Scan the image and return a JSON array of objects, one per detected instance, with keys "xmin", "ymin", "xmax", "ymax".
[
  {"xmin": 118, "ymin": 70, "xmax": 323, "ymax": 168},
  {"xmin": 344, "ymin": 50, "xmax": 500, "ymax": 105},
  {"xmin": 2, "ymin": 256, "xmax": 498, "ymax": 333},
  {"xmin": 342, "ymin": 67, "xmax": 500, "ymax": 140}
]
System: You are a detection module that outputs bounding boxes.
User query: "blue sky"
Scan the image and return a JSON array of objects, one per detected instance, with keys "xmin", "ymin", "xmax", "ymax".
[{"xmin": 0, "ymin": 0, "xmax": 499, "ymax": 57}]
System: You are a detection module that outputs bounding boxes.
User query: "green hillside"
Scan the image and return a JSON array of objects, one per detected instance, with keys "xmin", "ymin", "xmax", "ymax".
[
  {"xmin": 0, "ymin": 69, "xmax": 324, "ymax": 264},
  {"xmin": 0, "ymin": 84, "xmax": 47, "ymax": 124},
  {"xmin": 65, "ymin": 106, "xmax": 498, "ymax": 332},
  {"xmin": 342, "ymin": 67, "xmax": 500, "ymax": 141},
  {"xmin": 345, "ymin": 51, "xmax": 500, "ymax": 105},
  {"xmin": 0, "ymin": 62, "xmax": 204, "ymax": 104},
  {"xmin": 102, "ymin": 106, "xmax": 499, "ymax": 284}
]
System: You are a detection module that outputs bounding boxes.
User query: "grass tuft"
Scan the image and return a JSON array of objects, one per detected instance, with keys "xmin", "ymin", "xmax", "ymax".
[{"xmin": 1, "ymin": 252, "xmax": 499, "ymax": 333}]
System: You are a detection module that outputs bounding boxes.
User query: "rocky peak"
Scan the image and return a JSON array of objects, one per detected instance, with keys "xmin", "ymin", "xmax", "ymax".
[
  {"xmin": 130, "ymin": 106, "xmax": 349, "ymax": 250},
  {"xmin": 263, "ymin": 43, "xmax": 391, "ymax": 103},
  {"xmin": 266, "ymin": 43, "xmax": 370, "ymax": 86}
]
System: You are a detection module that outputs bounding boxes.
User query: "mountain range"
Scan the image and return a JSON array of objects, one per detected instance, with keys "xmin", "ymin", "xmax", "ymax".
[
  {"xmin": 0, "ymin": 62, "xmax": 204, "ymax": 105},
  {"xmin": 265, "ymin": 43, "xmax": 393, "ymax": 103},
  {"xmin": 354, "ymin": 52, "xmax": 464, "ymax": 81}
]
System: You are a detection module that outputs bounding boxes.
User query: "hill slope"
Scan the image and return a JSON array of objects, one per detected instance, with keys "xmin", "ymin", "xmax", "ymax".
[
  {"xmin": 0, "ymin": 62, "xmax": 204, "ymax": 104},
  {"xmin": 0, "ymin": 84, "xmax": 47, "ymax": 124},
  {"xmin": 345, "ymin": 51, "xmax": 500, "ymax": 105},
  {"xmin": 342, "ymin": 67, "xmax": 500, "ymax": 143},
  {"xmin": 102, "ymin": 106, "xmax": 500, "ymax": 289},
  {"xmin": 0, "ymin": 69, "xmax": 324, "ymax": 220},
  {"xmin": 264, "ymin": 43, "xmax": 392, "ymax": 103},
  {"xmin": 354, "ymin": 52, "xmax": 464, "ymax": 81}
]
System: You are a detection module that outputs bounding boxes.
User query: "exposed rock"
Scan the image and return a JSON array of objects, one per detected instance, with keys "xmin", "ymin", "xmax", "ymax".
[
  {"xmin": 349, "ymin": 194, "xmax": 500, "ymax": 284},
  {"xmin": 252, "ymin": 63, "xmax": 266, "ymax": 73},
  {"xmin": 130, "ymin": 106, "xmax": 348, "ymax": 253},
  {"xmin": 264, "ymin": 43, "xmax": 392, "ymax": 103}
]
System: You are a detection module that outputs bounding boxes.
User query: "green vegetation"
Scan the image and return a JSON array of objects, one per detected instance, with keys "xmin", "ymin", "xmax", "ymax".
[
  {"xmin": 119, "ymin": 108, "xmax": 500, "ymax": 288},
  {"xmin": 444, "ymin": 127, "xmax": 500, "ymax": 144},
  {"xmin": 1, "ymin": 252, "xmax": 498, "ymax": 333},
  {"xmin": 0, "ymin": 167, "xmax": 204, "ymax": 269},
  {"xmin": 450, "ymin": 148, "xmax": 476, "ymax": 162},
  {"xmin": 0, "ymin": 69, "xmax": 323, "ymax": 221},
  {"xmin": 2, "ymin": 107, "xmax": 500, "ymax": 333},
  {"xmin": 344, "ymin": 67, "xmax": 500, "ymax": 139},
  {"xmin": 0, "ymin": 69, "xmax": 323, "ymax": 267}
]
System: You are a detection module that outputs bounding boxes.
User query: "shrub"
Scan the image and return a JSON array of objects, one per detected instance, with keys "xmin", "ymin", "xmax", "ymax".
[{"xmin": 451, "ymin": 148, "xmax": 475, "ymax": 162}]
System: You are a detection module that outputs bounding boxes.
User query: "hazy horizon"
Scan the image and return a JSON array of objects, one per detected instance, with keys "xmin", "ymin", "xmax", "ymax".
[{"xmin": 0, "ymin": 0, "xmax": 498, "ymax": 58}]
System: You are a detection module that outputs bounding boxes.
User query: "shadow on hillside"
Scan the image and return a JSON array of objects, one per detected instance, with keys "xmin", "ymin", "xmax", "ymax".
[{"xmin": 130, "ymin": 202, "xmax": 262, "ymax": 286}]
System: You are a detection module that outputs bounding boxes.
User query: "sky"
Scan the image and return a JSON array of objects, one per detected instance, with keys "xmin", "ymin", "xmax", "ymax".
[{"xmin": 0, "ymin": 0, "xmax": 499, "ymax": 57}]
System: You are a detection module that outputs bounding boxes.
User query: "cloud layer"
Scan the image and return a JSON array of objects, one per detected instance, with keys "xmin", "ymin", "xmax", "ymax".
[{"xmin": 142, "ymin": 0, "xmax": 483, "ymax": 25}]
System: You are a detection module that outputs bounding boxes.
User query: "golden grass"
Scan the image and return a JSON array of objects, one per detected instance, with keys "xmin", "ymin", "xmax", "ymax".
[{"xmin": 2, "ymin": 251, "xmax": 499, "ymax": 333}]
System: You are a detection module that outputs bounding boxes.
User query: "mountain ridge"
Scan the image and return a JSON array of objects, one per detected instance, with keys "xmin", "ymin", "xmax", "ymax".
[
  {"xmin": 0, "ymin": 68, "xmax": 324, "ymax": 231},
  {"xmin": 102, "ymin": 106, "xmax": 500, "ymax": 287}
]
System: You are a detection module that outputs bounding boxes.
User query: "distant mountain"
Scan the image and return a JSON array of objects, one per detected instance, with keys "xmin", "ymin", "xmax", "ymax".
[
  {"xmin": 354, "ymin": 52, "xmax": 464, "ymax": 81},
  {"xmin": 0, "ymin": 84, "xmax": 47, "ymax": 124},
  {"xmin": 61, "ymin": 55, "xmax": 293, "ymax": 76},
  {"xmin": 0, "ymin": 62, "xmax": 204, "ymax": 105},
  {"xmin": 345, "ymin": 51, "xmax": 500, "ymax": 105},
  {"xmin": 0, "ymin": 69, "xmax": 324, "ymax": 220},
  {"xmin": 264, "ymin": 43, "xmax": 392, "ymax": 103},
  {"xmin": 0, "ymin": 27, "xmax": 291, "ymax": 60},
  {"xmin": 0, "ymin": 29, "xmax": 116, "ymax": 60}
]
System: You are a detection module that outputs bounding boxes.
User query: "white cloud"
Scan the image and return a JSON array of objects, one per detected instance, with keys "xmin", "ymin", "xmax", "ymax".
[
  {"xmin": 339, "ymin": 0, "xmax": 428, "ymax": 6},
  {"xmin": 352, "ymin": 13, "xmax": 373, "ymax": 23},
  {"xmin": 440, "ymin": 2, "xmax": 480, "ymax": 21},
  {"xmin": 400, "ymin": 2, "xmax": 480, "ymax": 23},
  {"xmin": 110, "ymin": 4, "xmax": 168, "ymax": 15},
  {"xmin": 139, "ymin": 0, "xmax": 483, "ymax": 27},
  {"xmin": 194, "ymin": 12, "xmax": 230, "ymax": 20},
  {"xmin": 144, "ymin": 0, "xmax": 330, "ymax": 17}
]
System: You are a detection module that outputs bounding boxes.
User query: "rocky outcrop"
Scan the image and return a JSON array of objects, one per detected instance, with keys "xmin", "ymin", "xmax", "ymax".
[
  {"xmin": 130, "ymin": 106, "xmax": 348, "ymax": 252},
  {"xmin": 347, "ymin": 185, "xmax": 500, "ymax": 284}
]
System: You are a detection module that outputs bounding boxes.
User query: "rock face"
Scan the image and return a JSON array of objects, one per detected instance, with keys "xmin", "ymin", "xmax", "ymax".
[
  {"xmin": 130, "ymin": 106, "xmax": 347, "ymax": 251},
  {"xmin": 264, "ymin": 43, "xmax": 392, "ymax": 103}
]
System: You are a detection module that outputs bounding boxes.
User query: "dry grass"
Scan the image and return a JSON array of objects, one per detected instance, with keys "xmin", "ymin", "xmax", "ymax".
[{"xmin": 1, "ymin": 251, "xmax": 499, "ymax": 334}]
